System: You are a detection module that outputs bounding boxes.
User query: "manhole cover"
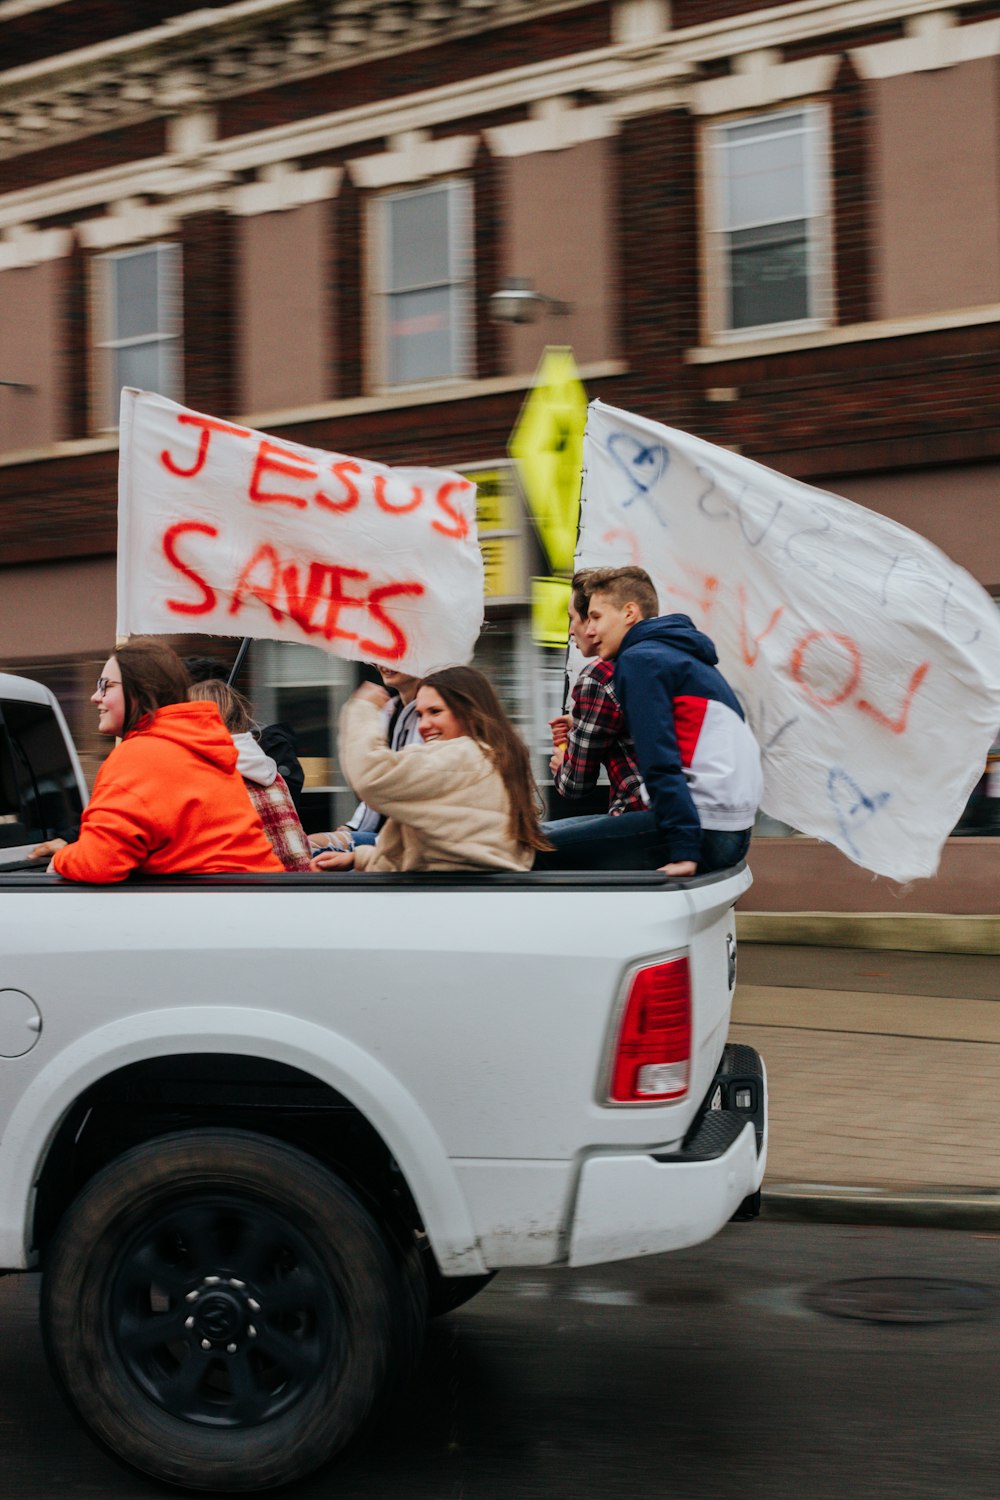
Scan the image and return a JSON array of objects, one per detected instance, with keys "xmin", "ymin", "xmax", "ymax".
[{"xmin": 806, "ymin": 1276, "xmax": 999, "ymax": 1325}]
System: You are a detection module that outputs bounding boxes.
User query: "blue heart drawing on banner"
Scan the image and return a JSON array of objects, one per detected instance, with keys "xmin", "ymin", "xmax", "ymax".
[
  {"xmin": 827, "ymin": 768, "xmax": 891, "ymax": 860},
  {"xmin": 606, "ymin": 433, "xmax": 672, "ymax": 526}
]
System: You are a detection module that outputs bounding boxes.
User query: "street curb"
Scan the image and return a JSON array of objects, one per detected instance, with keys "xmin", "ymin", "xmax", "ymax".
[
  {"xmin": 736, "ymin": 912, "xmax": 1000, "ymax": 955},
  {"xmin": 762, "ymin": 1184, "xmax": 1000, "ymax": 1231}
]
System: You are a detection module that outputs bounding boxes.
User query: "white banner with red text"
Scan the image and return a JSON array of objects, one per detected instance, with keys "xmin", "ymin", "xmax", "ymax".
[
  {"xmin": 577, "ymin": 400, "xmax": 1000, "ymax": 881},
  {"xmin": 117, "ymin": 389, "xmax": 484, "ymax": 677}
]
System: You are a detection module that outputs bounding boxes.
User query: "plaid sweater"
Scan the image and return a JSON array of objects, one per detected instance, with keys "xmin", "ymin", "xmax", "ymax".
[
  {"xmin": 554, "ymin": 659, "xmax": 646, "ymax": 815},
  {"xmin": 246, "ymin": 773, "xmax": 312, "ymax": 871}
]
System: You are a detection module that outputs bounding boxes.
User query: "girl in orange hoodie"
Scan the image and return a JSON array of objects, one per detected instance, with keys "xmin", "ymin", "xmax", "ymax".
[{"xmin": 51, "ymin": 641, "xmax": 283, "ymax": 883}]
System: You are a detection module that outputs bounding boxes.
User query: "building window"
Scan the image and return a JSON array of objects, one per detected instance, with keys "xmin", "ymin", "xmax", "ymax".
[
  {"xmin": 94, "ymin": 243, "xmax": 182, "ymax": 427},
  {"xmin": 373, "ymin": 180, "xmax": 473, "ymax": 387},
  {"xmin": 705, "ymin": 106, "xmax": 830, "ymax": 338}
]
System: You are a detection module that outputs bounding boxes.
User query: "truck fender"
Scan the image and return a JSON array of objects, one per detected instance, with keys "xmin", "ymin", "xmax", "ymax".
[{"xmin": 0, "ymin": 1005, "xmax": 486, "ymax": 1275}]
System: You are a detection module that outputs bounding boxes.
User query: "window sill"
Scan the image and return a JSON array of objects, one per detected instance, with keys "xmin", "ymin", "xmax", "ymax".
[
  {"xmin": 688, "ymin": 304, "xmax": 1000, "ymax": 363},
  {"xmin": 0, "ymin": 360, "xmax": 629, "ymax": 470},
  {"xmin": 239, "ymin": 360, "xmax": 627, "ymax": 433}
]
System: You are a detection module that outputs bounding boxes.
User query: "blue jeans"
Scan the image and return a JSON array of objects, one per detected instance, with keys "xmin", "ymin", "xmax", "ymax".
[{"xmin": 536, "ymin": 811, "xmax": 751, "ymax": 873}]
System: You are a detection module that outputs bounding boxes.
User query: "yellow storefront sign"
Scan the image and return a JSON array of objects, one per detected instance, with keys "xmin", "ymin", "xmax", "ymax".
[
  {"xmin": 531, "ymin": 575, "xmax": 573, "ymax": 648},
  {"xmin": 462, "ymin": 465, "xmax": 526, "ymax": 601}
]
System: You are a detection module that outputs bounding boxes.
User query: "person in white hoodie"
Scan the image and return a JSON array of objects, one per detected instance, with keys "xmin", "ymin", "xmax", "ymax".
[
  {"xmin": 311, "ymin": 666, "xmax": 551, "ymax": 874},
  {"xmin": 188, "ymin": 680, "xmax": 312, "ymax": 871}
]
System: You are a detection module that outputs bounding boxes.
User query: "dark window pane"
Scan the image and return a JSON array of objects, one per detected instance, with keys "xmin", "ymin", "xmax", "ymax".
[
  {"xmin": 388, "ymin": 188, "xmax": 451, "ymax": 290},
  {"xmin": 729, "ymin": 221, "xmax": 809, "ymax": 329},
  {"xmin": 388, "ymin": 286, "xmax": 457, "ymax": 383},
  {"xmin": 726, "ymin": 127, "xmax": 808, "ymax": 227},
  {"xmin": 725, "ymin": 111, "xmax": 803, "ymax": 147},
  {"xmin": 114, "ymin": 249, "xmax": 160, "ymax": 340},
  {"xmin": 115, "ymin": 340, "xmax": 165, "ymax": 396}
]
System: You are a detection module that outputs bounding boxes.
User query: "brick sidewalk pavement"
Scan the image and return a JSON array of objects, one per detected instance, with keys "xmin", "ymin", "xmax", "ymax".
[{"xmin": 730, "ymin": 958, "xmax": 1000, "ymax": 1192}]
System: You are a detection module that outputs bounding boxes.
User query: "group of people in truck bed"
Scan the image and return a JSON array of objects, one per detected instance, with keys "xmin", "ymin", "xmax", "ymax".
[{"xmin": 37, "ymin": 566, "xmax": 762, "ymax": 884}]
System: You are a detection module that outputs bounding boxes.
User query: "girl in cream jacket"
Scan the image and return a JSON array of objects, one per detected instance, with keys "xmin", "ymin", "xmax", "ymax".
[{"xmin": 315, "ymin": 666, "xmax": 551, "ymax": 875}]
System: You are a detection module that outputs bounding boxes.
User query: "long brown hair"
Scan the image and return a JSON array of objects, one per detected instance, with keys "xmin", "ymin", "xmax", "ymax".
[
  {"xmin": 419, "ymin": 666, "xmax": 552, "ymax": 853},
  {"xmin": 115, "ymin": 640, "xmax": 191, "ymax": 736}
]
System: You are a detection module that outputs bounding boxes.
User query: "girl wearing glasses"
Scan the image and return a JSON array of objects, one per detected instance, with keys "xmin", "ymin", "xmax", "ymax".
[{"xmin": 49, "ymin": 641, "xmax": 283, "ymax": 882}]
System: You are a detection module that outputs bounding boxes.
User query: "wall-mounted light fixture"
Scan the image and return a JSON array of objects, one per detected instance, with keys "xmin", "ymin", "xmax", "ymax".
[{"xmin": 488, "ymin": 276, "xmax": 573, "ymax": 325}]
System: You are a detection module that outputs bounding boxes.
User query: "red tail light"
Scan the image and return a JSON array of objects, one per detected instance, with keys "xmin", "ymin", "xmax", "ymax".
[{"xmin": 609, "ymin": 957, "xmax": 691, "ymax": 1103}]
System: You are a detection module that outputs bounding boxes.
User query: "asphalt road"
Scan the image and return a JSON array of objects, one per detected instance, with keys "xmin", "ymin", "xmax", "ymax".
[{"xmin": 3, "ymin": 1222, "xmax": 997, "ymax": 1499}]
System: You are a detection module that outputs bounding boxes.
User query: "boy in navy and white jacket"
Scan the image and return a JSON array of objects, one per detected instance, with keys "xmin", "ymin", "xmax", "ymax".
[{"xmin": 541, "ymin": 566, "xmax": 762, "ymax": 876}]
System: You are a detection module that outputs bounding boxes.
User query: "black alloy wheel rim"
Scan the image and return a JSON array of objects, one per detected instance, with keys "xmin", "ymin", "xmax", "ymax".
[{"xmin": 108, "ymin": 1194, "xmax": 342, "ymax": 1427}]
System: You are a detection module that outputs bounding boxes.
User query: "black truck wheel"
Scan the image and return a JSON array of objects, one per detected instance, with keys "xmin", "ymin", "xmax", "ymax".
[{"xmin": 41, "ymin": 1129, "xmax": 423, "ymax": 1493}]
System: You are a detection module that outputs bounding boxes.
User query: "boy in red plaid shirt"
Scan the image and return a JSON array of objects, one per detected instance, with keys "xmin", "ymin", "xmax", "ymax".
[{"xmin": 549, "ymin": 570, "xmax": 647, "ymax": 816}]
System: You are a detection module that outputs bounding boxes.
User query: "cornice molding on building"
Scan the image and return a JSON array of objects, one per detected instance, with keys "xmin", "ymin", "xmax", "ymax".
[
  {"xmin": 0, "ymin": 160, "xmax": 231, "ymax": 233},
  {"xmin": 613, "ymin": 0, "xmax": 671, "ymax": 48},
  {"xmin": 690, "ymin": 52, "xmax": 839, "ymax": 114},
  {"xmin": 76, "ymin": 186, "xmax": 239, "ymax": 248},
  {"xmin": 347, "ymin": 131, "xmax": 479, "ymax": 190},
  {"xmin": 203, "ymin": 51, "xmax": 634, "ymax": 174},
  {"xmin": 1, "ymin": 2, "xmax": 996, "ymax": 221},
  {"xmin": 608, "ymin": 82, "xmax": 688, "ymax": 118},
  {"xmin": 485, "ymin": 97, "xmax": 616, "ymax": 157},
  {"xmin": 0, "ymin": 0, "xmax": 597, "ymax": 159},
  {"xmin": 0, "ymin": 49, "xmax": 633, "ymax": 229},
  {"xmin": 76, "ymin": 200, "xmax": 177, "ymax": 251},
  {"xmin": 669, "ymin": 0, "xmax": 987, "ymax": 55},
  {"xmin": 0, "ymin": 0, "xmax": 976, "ymax": 165},
  {"xmin": 853, "ymin": 14, "xmax": 1000, "ymax": 78},
  {"xmin": 1, "ymin": 0, "xmax": 587, "ymax": 89},
  {"xmin": 0, "ymin": 0, "xmax": 64, "ymax": 18},
  {"xmin": 0, "ymin": 223, "xmax": 70, "ymax": 269},
  {"xmin": 686, "ymin": 302, "xmax": 1000, "ymax": 364},
  {"xmin": 230, "ymin": 162, "xmax": 343, "ymax": 215},
  {"xmin": 166, "ymin": 108, "xmax": 219, "ymax": 157}
]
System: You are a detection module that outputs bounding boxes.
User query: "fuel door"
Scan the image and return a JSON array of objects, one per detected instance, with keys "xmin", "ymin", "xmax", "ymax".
[{"xmin": 0, "ymin": 989, "xmax": 42, "ymax": 1057}]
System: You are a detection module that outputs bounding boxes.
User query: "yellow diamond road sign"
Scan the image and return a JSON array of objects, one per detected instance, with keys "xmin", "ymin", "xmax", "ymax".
[{"xmin": 509, "ymin": 347, "xmax": 588, "ymax": 574}]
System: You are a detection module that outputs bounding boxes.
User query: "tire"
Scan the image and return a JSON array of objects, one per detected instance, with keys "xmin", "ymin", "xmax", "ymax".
[{"xmin": 41, "ymin": 1129, "xmax": 424, "ymax": 1493}]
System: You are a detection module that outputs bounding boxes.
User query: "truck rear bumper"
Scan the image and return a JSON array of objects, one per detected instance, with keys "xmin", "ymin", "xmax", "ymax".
[{"xmin": 568, "ymin": 1052, "xmax": 768, "ymax": 1267}]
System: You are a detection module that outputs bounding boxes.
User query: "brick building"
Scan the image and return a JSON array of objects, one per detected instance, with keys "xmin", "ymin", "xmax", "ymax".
[{"xmin": 1, "ymin": 0, "xmax": 997, "ymax": 905}]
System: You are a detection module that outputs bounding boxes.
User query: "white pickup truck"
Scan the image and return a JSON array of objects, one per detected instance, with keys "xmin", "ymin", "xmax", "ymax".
[{"xmin": 0, "ymin": 670, "xmax": 766, "ymax": 1493}]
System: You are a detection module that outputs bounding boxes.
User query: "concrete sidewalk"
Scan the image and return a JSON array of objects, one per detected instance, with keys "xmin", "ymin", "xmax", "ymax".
[{"xmin": 730, "ymin": 941, "xmax": 1000, "ymax": 1229}]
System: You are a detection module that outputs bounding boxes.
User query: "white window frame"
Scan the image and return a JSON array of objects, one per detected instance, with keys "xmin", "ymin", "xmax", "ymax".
[
  {"xmin": 703, "ymin": 104, "xmax": 832, "ymax": 344},
  {"xmin": 92, "ymin": 242, "xmax": 182, "ymax": 430},
  {"xmin": 368, "ymin": 178, "xmax": 474, "ymax": 392}
]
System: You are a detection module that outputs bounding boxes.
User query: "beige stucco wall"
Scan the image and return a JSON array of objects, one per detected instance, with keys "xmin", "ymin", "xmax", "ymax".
[
  {"xmin": 740, "ymin": 837, "xmax": 1000, "ymax": 915},
  {"xmin": 0, "ymin": 558, "xmax": 117, "ymax": 663},
  {"xmin": 501, "ymin": 138, "xmax": 616, "ymax": 375},
  {"xmin": 236, "ymin": 202, "xmax": 331, "ymax": 415},
  {"xmin": 0, "ymin": 260, "xmax": 64, "ymax": 453},
  {"xmin": 871, "ymin": 58, "xmax": 1000, "ymax": 319},
  {"xmin": 832, "ymin": 464, "xmax": 1000, "ymax": 589}
]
